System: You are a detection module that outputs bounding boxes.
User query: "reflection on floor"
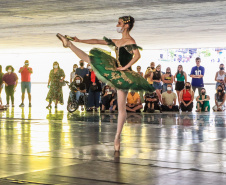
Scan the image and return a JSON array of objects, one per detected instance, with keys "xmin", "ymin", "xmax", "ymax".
[{"xmin": 0, "ymin": 107, "xmax": 225, "ymax": 185}]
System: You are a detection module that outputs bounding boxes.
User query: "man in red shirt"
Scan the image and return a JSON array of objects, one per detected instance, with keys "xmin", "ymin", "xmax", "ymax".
[{"xmin": 19, "ymin": 60, "xmax": 33, "ymax": 107}]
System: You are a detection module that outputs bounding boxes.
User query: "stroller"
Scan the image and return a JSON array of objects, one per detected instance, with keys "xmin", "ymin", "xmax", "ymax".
[{"xmin": 66, "ymin": 81, "xmax": 88, "ymax": 113}]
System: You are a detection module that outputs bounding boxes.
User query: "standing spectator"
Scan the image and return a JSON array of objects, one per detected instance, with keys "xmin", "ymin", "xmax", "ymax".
[
  {"xmin": 143, "ymin": 91, "xmax": 161, "ymax": 113},
  {"xmin": 46, "ymin": 62, "xmax": 65, "ymax": 109},
  {"xmin": 180, "ymin": 82, "xmax": 194, "ymax": 112},
  {"xmin": 150, "ymin": 65, "xmax": 162, "ymax": 103},
  {"xmin": 215, "ymin": 63, "xmax": 225, "ymax": 90},
  {"xmin": 18, "ymin": 60, "xmax": 33, "ymax": 107},
  {"xmin": 75, "ymin": 60, "xmax": 89, "ymax": 79},
  {"xmin": 162, "ymin": 67, "xmax": 174, "ymax": 93},
  {"xmin": 196, "ymin": 88, "xmax": 210, "ymax": 112},
  {"xmin": 174, "ymin": 65, "xmax": 187, "ymax": 105},
  {"xmin": 70, "ymin": 64, "xmax": 78, "ymax": 83},
  {"xmin": 213, "ymin": 85, "xmax": 225, "ymax": 111},
  {"xmin": 190, "ymin": 57, "xmax": 205, "ymax": 96},
  {"xmin": 144, "ymin": 62, "xmax": 155, "ymax": 84},
  {"xmin": 137, "ymin": 65, "xmax": 144, "ymax": 103},
  {"xmin": 136, "ymin": 66, "xmax": 143, "ymax": 77},
  {"xmin": 0, "ymin": 65, "xmax": 4, "ymax": 104},
  {"xmin": 86, "ymin": 66, "xmax": 102, "ymax": 112},
  {"xmin": 161, "ymin": 84, "xmax": 179, "ymax": 111},
  {"xmin": 83, "ymin": 64, "xmax": 92, "ymax": 93},
  {"xmin": 126, "ymin": 91, "xmax": 143, "ymax": 112},
  {"xmin": 2, "ymin": 65, "xmax": 18, "ymax": 107}
]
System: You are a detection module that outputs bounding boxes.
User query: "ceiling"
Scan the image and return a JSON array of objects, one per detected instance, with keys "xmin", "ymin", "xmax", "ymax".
[{"xmin": 1, "ymin": 0, "xmax": 226, "ymax": 50}]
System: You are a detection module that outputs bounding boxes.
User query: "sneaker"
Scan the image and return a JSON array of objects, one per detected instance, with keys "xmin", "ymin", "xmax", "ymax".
[
  {"xmin": 29, "ymin": 103, "xmax": 32, "ymax": 107},
  {"xmin": 19, "ymin": 103, "xmax": 24, "ymax": 107}
]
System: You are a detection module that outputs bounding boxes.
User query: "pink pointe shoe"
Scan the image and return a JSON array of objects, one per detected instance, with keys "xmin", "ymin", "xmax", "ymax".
[{"xmin": 56, "ymin": 33, "xmax": 71, "ymax": 48}]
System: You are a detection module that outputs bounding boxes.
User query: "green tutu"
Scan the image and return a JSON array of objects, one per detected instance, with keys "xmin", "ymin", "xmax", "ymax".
[{"xmin": 89, "ymin": 48, "xmax": 155, "ymax": 92}]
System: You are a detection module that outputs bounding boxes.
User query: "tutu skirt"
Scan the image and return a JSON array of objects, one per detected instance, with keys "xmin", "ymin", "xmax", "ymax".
[{"xmin": 89, "ymin": 48, "xmax": 155, "ymax": 92}]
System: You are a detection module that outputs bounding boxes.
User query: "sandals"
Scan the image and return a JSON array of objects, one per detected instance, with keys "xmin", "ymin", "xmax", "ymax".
[{"xmin": 56, "ymin": 33, "xmax": 71, "ymax": 48}]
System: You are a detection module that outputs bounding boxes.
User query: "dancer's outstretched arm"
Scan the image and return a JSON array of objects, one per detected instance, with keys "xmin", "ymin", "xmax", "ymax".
[{"xmin": 73, "ymin": 36, "xmax": 117, "ymax": 45}]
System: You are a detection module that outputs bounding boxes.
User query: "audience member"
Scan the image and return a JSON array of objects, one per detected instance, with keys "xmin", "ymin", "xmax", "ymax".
[
  {"xmin": 137, "ymin": 65, "xmax": 144, "ymax": 103},
  {"xmin": 126, "ymin": 91, "xmax": 143, "ymax": 112},
  {"xmin": 110, "ymin": 87, "xmax": 117, "ymax": 113},
  {"xmin": 143, "ymin": 91, "xmax": 161, "ymax": 113},
  {"xmin": 2, "ymin": 65, "xmax": 18, "ymax": 107},
  {"xmin": 215, "ymin": 63, "xmax": 225, "ymax": 90},
  {"xmin": 0, "ymin": 65, "xmax": 4, "ymax": 104},
  {"xmin": 46, "ymin": 62, "xmax": 65, "ymax": 109},
  {"xmin": 150, "ymin": 65, "xmax": 162, "ymax": 103},
  {"xmin": 190, "ymin": 57, "xmax": 205, "ymax": 96},
  {"xmin": 162, "ymin": 67, "xmax": 174, "ymax": 93},
  {"xmin": 70, "ymin": 64, "xmax": 78, "ymax": 83},
  {"xmin": 161, "ymin": 84, "xmax": 179, "ymax": 111},
  {"xmin": 69, "ymin": 75, "xmax": 86, "ymax": 111},
  {"xmin": 101, "ymin": 85, "xmax": 112, "ymax": 113},
  {"xmin": 144, "ymin": 62, "xmax": 155, "ymax": 84},
  {"xmin": 196, "ymin": 88, "xmax": 210, "ymax": 112},
  {"xmin": 180, "ymin": 82, "xmax": 194, "ymax": 112},
  {"xmin": 174, "ymin": 65, "xmax": 187, "ymax": 104},
  {"xmin": 75, "ymin": 60, "xmax": 89, "ymax": 79},
  {"xmin": 18, "ymin": 60, "xmax": 33, "ymax": 107},
  {"xmin": 213, "ymin": 84, "xmax": 225, "ymax": 111},
  {"xmin": 86, "ymin": 66, "xmax": 102, "ymax": 112}
]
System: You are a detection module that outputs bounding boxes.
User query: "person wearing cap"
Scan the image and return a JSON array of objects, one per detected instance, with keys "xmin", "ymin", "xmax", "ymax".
[
  {"xmin": 19, "ymin": 60, "xmax": 33, "ymax": 107},
  {"xmin": 2, "ymin": 65, "xmax": 18, "ymax": 107}
]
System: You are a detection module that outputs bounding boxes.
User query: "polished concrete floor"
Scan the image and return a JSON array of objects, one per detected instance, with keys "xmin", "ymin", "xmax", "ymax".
[{"xmin": 0, "ymin": 106, "xmax": 225, "ymax": 185}]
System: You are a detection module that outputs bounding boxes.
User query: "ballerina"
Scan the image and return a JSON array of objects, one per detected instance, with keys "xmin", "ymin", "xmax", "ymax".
[{"xmin": 56, "ymin": 16, "xmax": 155, "ymax": 151}]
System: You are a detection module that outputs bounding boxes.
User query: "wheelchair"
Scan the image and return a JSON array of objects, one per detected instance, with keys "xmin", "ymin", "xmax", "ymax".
[{"xmin": 66, "ymin": 81, "xmax": 88, "ymax": 113}]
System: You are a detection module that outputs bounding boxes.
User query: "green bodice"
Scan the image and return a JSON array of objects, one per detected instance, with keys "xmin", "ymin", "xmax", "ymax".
[
  {"xmin": 103, "ymin": 37, "xmax": 142, "ymax": 70},
  {"xmin": 176, "ymin": 73, "xmax": 185, "ymax": 81}
]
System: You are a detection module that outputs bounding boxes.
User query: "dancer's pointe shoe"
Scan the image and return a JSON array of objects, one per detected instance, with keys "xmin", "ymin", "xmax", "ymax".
[
  {"xmin": 114, "ymin": 135, "xmax": 120, "ymax": 151},
  {"xmin": 56, "ymin": 33, "xmax": 71, "ymax": 48}
]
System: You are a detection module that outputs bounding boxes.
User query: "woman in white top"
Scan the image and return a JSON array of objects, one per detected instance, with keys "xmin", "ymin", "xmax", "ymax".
[
  {"xmin": 70, "ymin": 64, "xmax": 78, "ymax": 83},
  {"xmin": 215, "ymin": 63, "xmax": 226, "ymax": 90}
]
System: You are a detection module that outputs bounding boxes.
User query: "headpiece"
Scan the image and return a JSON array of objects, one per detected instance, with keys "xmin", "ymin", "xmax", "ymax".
[{"xmin": 120, "ymin": 16, "xmax": 131, "ymax": 24}]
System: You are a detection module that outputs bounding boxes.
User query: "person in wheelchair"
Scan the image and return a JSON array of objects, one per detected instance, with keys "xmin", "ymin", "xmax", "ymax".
[{"xmin": 69, "ymin": 75, "xmax": 86, "ymax": 111}]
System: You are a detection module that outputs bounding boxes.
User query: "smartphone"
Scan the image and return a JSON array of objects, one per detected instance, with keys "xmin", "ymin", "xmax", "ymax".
[{"xmin": 65, "ymin": 35, "xmax": 74, "ymax": 41}]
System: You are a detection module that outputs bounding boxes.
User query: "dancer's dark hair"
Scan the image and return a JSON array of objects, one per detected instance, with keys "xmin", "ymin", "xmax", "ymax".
[{"xmin": 119, "ymin": 16, "xmax": 135, "ymax": 31}]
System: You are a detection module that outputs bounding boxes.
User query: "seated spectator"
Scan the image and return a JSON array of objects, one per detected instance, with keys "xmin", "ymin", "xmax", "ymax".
[
  {"xmin": 143, "ymin": 91, "xmax": 161, "ymax": 113},
  {"xmin": 126, "ymin": 91, "xmax": 143, "ymax": 112},
  {"xmin": 162, "ymin": 67, "xmax": 174, "ymax": 93},
  {"xmin": 101, "ymin": 85, "xmax": 112, "ymax": 113},
  {"xmin": 180, "ymin": 82, "xmax": 194, "ymax": 112},
  {"xmin": 161, "ymin": 84, "xmax": 179, "ymax": 111},
  {"xmin": 69, "ymin": 75, "xmax": 86, "ymax": 111},
  {"xmin": 196, "ymin": 88, "xmax": 210, "ymax": 112},
  {"xmin": 215, "ymin": 63, "xmax": 225, "ymax": 90},
  {"xmin": 110, "ymin": 87, "xmax": 117, "ymax": 113},
  {"xmin": 213, "ymin": 85, "xmax": 225, "ymax": 111}
]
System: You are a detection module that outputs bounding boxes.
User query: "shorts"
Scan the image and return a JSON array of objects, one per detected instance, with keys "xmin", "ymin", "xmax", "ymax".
[
  {"xmin": 21, "ymin": 82, "xmax": 31, "ymax": 93},
  {"xmin": 175, "ymin": 81, "xmax": 184, "ymax": 91},
  {"xmin": 153, "ymin": 82, "xmax": 162, "ymax": 90}
]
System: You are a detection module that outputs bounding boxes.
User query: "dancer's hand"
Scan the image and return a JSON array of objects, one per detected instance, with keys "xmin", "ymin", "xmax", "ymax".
[
  {"xmin": 117, "ymin": 66, "xmax": 127, "ymax": 71},
  {"xmin": 72, "ymin": 36, "xmax": 79, "ymax": 42}
]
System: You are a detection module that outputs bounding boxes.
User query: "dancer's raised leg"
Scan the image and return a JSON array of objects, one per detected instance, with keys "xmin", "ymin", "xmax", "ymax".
[
  {"xmin": 114, "ymin": 90, "xmax": 128, "ymax": 151},
  {"xmin": 56, "ymin": 33, "xmax": 90, "ymax": 63}
]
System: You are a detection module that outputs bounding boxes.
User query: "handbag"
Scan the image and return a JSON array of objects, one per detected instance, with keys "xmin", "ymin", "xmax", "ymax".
[{"xmin": 60, "ymin": 80, "xmax": 66, "ymax": 86}]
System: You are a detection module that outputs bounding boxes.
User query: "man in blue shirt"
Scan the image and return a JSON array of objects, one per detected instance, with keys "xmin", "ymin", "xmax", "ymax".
[
  {"xmin": 190, "ymin": 57, "xmax": 205, "ymax": 96},
  {"xmin": 75, "ymin": 60, "xmax": 89, "ymax": 79}
]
